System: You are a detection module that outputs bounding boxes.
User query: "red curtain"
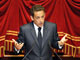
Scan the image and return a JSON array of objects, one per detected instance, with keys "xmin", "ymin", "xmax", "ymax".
[{"xmin": 0, "ymin": 0, "xmax": 80, "ymax": 57}]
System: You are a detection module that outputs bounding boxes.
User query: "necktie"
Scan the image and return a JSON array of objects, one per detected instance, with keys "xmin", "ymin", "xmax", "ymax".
[{"xmin": 38, "ymin": 27, "xmax": 42, "ymax": 53}]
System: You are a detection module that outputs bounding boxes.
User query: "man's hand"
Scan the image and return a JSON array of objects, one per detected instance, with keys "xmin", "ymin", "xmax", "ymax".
[
  {"xmin": 58, "ymin": 34, "xmax": 68, "ymax": 46},
  {"xmin": 12, "ymin": 39, "xmax": 24, "ymax": 50}
]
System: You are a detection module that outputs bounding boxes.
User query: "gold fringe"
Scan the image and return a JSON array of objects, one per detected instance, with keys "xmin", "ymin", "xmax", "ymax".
[
  {"xmin": 3, "ymin": 46, "xmax": 5, "ymax": 55},
  {"xmin": 73, "ymin": 48, "xmax": 76, "ymax": 57},
  {"xmin": 10, "ymin": 41, "xmax": 13, "ymax": 51},
  {"xmin": 78, "ymin": 48, "xmax": 80, "ymax": 54},
  {"xmin": 7, "ymin": 41, "xmax": 9, "ymax": 51},
  {"xmin": 68, "ymin": 46, "xmax": 70, "ymax": 55},
  {"xmin": 72, "ymin": 47, "xmax": 73, "ymax": 56},
  {"xmin": 53, "ymin": 43, "xmax": 78, "ymax": 57},
  {"xmin": 4, "ymin": 40, "xmax": 13, "ymax": 51},
  {"xmin": 4, "ymin": 41, "xmax": 6, "ymax": 50}
]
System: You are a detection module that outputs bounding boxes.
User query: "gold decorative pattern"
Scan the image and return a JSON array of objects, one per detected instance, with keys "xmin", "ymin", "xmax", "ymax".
[
  {"xmin": 7, "ymin": 30, "xmax": 19, "ymax": 34},
  {"xmin": 0, "ymin": 35, "xmax": 5, "ymax": 41},
  {"xmin": 6, "ymin": 33, "xmax": 18, "ymax": 36},
  {"xmin": 58, "ymin": 32, "xmax": 80, "ymax": 41},
  {"xmin": 0, "ymin": 31, "xmax": 80, "ymax": 57},
  {"xmin": 6, "ymin": 30, "xmax": 19, "ymax": 36}
]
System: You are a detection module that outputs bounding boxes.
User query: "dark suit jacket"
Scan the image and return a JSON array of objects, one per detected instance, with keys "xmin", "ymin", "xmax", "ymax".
[{"xmin": 16, "ymin": 21, "xmax": 60, "ymax": 60}]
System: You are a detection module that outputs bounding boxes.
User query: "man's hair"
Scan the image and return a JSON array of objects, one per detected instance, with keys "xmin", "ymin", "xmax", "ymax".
[{"xmin": 30, "ymin": 5, "xmax": 45, "ymax": 16}]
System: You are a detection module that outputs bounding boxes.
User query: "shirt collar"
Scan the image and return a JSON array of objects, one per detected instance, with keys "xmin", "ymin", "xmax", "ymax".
[{"xmin": 33, "ymin": 23, "xmax": 43, "ymax": 30}]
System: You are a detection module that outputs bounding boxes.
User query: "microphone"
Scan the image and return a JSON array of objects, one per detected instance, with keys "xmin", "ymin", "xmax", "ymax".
[{"xmin": 48, "ymin": 40, "xmax": 62, "ymax": 60}]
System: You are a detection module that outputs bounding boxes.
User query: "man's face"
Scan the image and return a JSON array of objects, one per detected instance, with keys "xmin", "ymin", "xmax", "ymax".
[{"xmin": 31, "ymin": 10, "xmax": 45, "ymax": 27}]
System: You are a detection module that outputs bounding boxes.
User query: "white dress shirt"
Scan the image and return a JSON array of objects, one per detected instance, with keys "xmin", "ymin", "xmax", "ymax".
[{"xmin": 33, "ymin": 23, "xmax": 43, "ymax": 37}]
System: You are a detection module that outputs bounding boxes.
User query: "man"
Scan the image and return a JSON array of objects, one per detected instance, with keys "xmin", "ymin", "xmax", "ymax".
[{"xmin": 12, "ymin": 5, "xmax": 68, "ymax": 60}]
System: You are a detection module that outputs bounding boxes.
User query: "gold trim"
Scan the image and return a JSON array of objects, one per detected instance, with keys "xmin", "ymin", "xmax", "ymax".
[
  {"xmin": 4, "ymin": 54, "xmax": 24, "ymax": 57},
  {"xmin": 0, "ymin": 35, "xmax": 5, "ymax": 38},
  {"xmin": 6, "ymin": 31, "xmax": 80, "ymax": 38},
  {"xmin": 3, "ymin": 31, "xmax": 80, "ymax": 41},
  {"xmin": 65, "ymin": 43, "xmax": 76, "ymax": 48},
  {"xmin": 5, "ymin": 40, "xmax": 13, "ymax": 42},
  {"xmin": 0, "ymin": 38, "xmax": 5, "ymax": 41},
  {"xmin": 59, "ymin": 35, "xmax": 63, "ymax": 36},
  {"xmin": 6, "ymin": 33, "xmax": 18, "ymax": 36},
  {"xmin": 77, "ymin": 47, "xmax": 80, "ymax": 48},
  {"xmin": 58, "ymin": 32, "xmax": 80, "ymax": 38},
  {"xmin": 4, "ymin": 54, "xmax": 72, "ymax": 57},
  {"xmin": 0, "ymin": 35, "xmax": 5, "ymax": 41},
  {"xmin": 7, "ymin": 30, "xmax": 19, "ymax": 34},
  {"xmin": 65, "ymin": 43, "xmax": 80, "ymax": 48}
]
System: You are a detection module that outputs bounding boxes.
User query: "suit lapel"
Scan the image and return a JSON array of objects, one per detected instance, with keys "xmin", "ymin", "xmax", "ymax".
[
  {"xmin": 42, "ymin": 22, "xmax": 49, "ymax": 49},
  {"xmin": 30, "ymin": 22, "xmax": 39, "ymax": 47}
]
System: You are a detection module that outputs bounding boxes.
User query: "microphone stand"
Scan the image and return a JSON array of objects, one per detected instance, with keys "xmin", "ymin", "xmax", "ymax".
[
  {"xmin": 22, "ymin": 40, "xmax": 36, "ymax": 60},
  {"xmin": 48, "ymin": 40, "xmax": 62, "ymax": 60}
]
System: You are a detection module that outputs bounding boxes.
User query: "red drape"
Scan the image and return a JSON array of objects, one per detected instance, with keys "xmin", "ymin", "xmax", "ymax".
[{"xmin": 0, "ymin": 0, "xmax": 80, "ymax": 57}]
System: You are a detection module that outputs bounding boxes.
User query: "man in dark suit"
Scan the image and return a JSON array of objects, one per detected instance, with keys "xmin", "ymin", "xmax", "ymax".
[{"xmin": 12, "ymin": 5, "xmax": 68, "ymax": 60}]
